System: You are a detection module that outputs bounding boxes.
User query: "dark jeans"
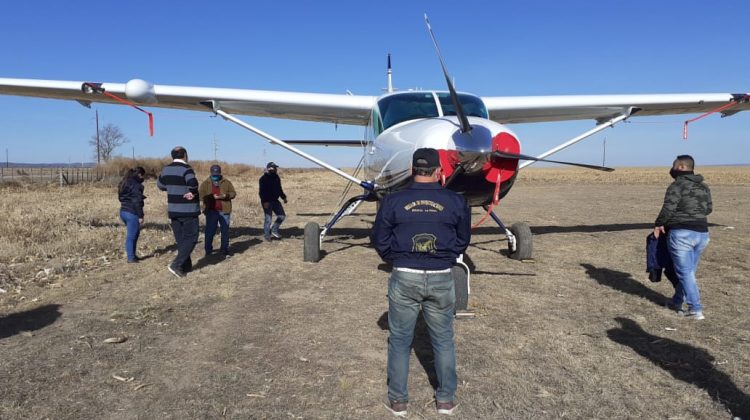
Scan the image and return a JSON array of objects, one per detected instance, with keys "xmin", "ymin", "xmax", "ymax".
[
  {"xmin": 170, "ymin": 216, "xmax": 199, "ymax": 272},
  {"xmin": 205, "ymin": 211, "xmax": 231, "ymax": 254}
]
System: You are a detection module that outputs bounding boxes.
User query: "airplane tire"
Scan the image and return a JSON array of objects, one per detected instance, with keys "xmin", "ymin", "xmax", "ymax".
[
  {"xmin": 452, "ymin": 265, "xmax": 469, "ymax": 312},
  {"xmin": 508, "ymin": 222, "xmax": 533, "ymax": 260},
  {"xmin": 303, "ymin": 222, "xmax": 322, "ymax": 262}
]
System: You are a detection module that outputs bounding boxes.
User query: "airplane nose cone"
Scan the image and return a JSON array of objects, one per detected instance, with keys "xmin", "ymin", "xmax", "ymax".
[{"xmin": 451, "ymin": 121, "xmax": 493, "ymax": 153}]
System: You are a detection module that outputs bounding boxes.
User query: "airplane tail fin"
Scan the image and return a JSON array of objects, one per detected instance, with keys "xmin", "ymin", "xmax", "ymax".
[{"xmin": 386, "ymin": 53, "xmax": 393, "ymax": 93}]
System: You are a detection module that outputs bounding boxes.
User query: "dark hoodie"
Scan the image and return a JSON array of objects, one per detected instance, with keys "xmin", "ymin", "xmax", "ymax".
[
  {"xmin": 258, "ymin": 171, "xmax": 286, "ymax": 203},
  {"xmin": 119, "ymin": 176, "xmax": 146, "ymax": 218},
  {"xmin": 654, "ymin": 173, "xmax": 712, "ymax": 232}
]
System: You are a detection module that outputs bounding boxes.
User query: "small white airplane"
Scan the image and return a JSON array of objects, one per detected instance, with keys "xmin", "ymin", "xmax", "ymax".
[{"xmin": 1, "ymin": 16, "xmax": 748, "ymax": 310}]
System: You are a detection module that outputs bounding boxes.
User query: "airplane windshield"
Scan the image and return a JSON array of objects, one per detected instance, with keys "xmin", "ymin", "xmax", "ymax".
[
  {"xmin": 378, "ymin": 93, "xmax": 439, "ymax": 130},
  {"xmin": 437, "ymin": 93, "xmax": 489, "ymax": 119}
]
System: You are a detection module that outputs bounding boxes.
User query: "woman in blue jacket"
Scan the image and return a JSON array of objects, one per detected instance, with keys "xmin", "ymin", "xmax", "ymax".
[{"xmin": 118, "ymin": 166, "xmax": 146, "ymax": 263}]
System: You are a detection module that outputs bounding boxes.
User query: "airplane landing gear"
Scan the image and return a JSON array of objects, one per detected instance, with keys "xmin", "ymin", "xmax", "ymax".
[
  {"xmin": 303, "ymin": 222, "xmax": 322, "ymax": 262},
  {"xmin": 452, "ymin": 256, "xmax": 470, "ymax": 313},
  {"xmin": 485, "ymin": 206, "xmax": 533, "ymax": 260},
  {"xmin": 508, "ymin": 222, "xmax": 532, "ymax": 260},
  {"xmin": 303, "ymin": 192, "xmax": 376, "ymax": 262}
]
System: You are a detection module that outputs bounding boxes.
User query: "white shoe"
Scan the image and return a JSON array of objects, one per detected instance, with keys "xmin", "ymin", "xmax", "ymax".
[
  {"xmin": 271, "ymin": 231, "xmax": 282, "ymax": 239},
  {"xmin": 684, "ymin": 311, "xmax": 705, "ymax": 320}
]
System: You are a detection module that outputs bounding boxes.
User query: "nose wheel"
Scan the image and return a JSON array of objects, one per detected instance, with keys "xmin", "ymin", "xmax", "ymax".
[
  {"xmin": 485, "ymin": 206, "xmax": 533, "ymax": 260},
  {"xmin": 507, "ymin": 222, "xmax": 533, "ymax": 260}
]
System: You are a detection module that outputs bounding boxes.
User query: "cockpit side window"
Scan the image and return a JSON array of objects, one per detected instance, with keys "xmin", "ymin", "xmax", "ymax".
[
  {"xmin": 378, "ymin": 93, "xmax": 439, "ymax": 130},
  {"xmin": 437, "ymin": 93, "xmax": 489, "ymax": 119},
  {"xmin": 371, "ymin": 107, "xmax": 384, "ymax": 137}
]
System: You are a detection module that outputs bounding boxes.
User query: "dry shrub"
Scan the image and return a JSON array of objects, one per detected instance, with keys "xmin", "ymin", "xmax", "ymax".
[{"xmin": 95, "ymin": 157, "xmax": 269, "ymax": 180}]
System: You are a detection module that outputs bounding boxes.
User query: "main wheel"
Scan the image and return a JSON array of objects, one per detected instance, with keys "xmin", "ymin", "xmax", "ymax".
[
  {"xmin": 452, "ymin": 265, "xmax": 469, "ymax": 312},
  {"xmin": 303, "ymin": 222, "xmax": 322, "ymax": 262},
  {"xmin": 508, "ymin": 222, "xmax": 533, "ymax": 260}
]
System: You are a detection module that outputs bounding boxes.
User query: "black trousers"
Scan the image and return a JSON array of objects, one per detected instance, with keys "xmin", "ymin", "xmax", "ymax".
[{"xmin": 170, "ymin": 216, "xmax": 199, "ymax": 271}]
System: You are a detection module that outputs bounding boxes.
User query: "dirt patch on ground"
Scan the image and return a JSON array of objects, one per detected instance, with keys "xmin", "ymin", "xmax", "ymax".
[{"xmin": 1, "ymin": 168, "xmax": 749, "ymax": 419}]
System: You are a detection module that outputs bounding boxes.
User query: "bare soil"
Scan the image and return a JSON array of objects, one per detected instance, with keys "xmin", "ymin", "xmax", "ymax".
[{"xmin": 1, "ymin": 167, "xmax": 749, "ymax": 419}]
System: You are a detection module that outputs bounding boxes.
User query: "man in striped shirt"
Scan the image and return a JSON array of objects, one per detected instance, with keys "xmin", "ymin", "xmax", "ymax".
[{"xmin": 157, "ymin": 146, "xmax": 200, "ymax": 278}]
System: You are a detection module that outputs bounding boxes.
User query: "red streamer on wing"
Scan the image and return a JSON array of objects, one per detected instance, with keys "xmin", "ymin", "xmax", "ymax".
[
  {"xmin": 682, "ymin": 96, "xmax": 748, "ymax": 140},
  {"xmin": 100, "ymin": 91, "xmax": 154, "ymax": 137}
]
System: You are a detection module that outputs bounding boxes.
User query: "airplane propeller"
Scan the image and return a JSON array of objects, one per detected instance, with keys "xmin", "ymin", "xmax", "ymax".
[
  {"xmin": 424, "ymin": 14, "xmax": 472, "ymax": 134},
  {"xmin": 491, "ymin": 150, "xmax": 615, "ymax": 172}
]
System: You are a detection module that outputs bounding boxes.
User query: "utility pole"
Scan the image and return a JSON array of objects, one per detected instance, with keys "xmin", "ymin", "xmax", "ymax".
[
  {"xmin": 132, "ymin": 146, "xmax": 135, "ymax": 161},
  {"xmin": 5, "ymin": 148, "xmax": 8, "ymax": 168},
  {"xmin": 602, "ymin": 137, "xmax": 607, "ymax": 167},
  {"xmin": 95, "ymin": 109, "xmax": 101, "ymax": 165},
  {"xmin": 212, "ymin": 134, "xmax": 219, "ymax": 161}
]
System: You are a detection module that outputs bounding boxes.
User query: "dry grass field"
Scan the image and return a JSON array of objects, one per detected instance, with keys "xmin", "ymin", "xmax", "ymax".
[{"xmin": 1, "ymin": 166, "xmax": 749, "ymax": 419}]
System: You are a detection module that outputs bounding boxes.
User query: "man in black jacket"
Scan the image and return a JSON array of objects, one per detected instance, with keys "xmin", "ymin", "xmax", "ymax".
[
  {"xmin": 258, "ymin": 162, "xmax": 287, "ymax": 241},
  {"xmin": 371, "ymin": 148, "xmax": 471, "ymax": 417},
  {"xmin": 157, "ymin": 146, "xmax": 200, "ymax": 278}
]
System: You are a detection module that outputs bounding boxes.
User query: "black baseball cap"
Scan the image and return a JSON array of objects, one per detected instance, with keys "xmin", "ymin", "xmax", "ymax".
[
  {"xmin": 412, "ymin": 148, "xmax": 440, "ymax": 169},
  {"xmin": 266, "ymin": 162, "xmax": 279, "ymax": 169},
  {"xmin": 210, "ymin": 165, "xmax": 222, "ymax": 175}
]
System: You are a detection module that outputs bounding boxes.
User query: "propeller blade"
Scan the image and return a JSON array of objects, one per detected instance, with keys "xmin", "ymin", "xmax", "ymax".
[
  {"xmin": 424, "ymin": 14, "xmax": 472, "ymax": 134},
  {"xmin": 492, "ymin": 151, "xmax": 615, "ymax": 172}
]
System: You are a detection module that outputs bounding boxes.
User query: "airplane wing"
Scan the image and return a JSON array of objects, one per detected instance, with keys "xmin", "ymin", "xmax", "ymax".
[
  {"xmin": 482, "ymin": 93, "xmax": 750, "ymax": 124},
  {"xmin": 0, "ymin": 78, "xmax": 376, "ymax": 126}
]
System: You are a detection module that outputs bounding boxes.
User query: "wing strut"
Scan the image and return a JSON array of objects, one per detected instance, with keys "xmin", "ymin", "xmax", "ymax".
[
  {"xmin": 519, "ymin": 108, "xmax": 639, "ymax": 170},
  {"xmin": 203, "ymin": 101, "xmax": 376, "ymax": 191}
]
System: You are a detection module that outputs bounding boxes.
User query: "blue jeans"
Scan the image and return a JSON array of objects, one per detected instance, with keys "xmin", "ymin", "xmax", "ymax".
[
  {"xmin": 263, "ymin": 200, "xmax": 286, "ymax": 238},
  {"xmin": 205, "ymin": 211, "xmax": 231, "ymax": 254},
  {"xmin": 387, "ymin": 270, "xmax": 457, "ymax": 403},
  {"xmin": 120, "ymin": 210, "xmax": 141, "ymax": 261},
  {"xmin": 668, "ymin": 229, "xmax": 709, "ymax": 312}
]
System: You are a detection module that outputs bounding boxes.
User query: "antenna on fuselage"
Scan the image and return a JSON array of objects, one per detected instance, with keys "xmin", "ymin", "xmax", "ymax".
[
  {"xmin": 386, "ymin": 53, "xmax": 393, "ymax": 93},
  {"xmin": 424, "ymin": 14, "xmax": 472, "ymax": 134}
]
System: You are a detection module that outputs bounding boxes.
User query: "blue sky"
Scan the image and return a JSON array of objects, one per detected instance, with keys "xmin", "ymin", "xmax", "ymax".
[{"xmin": 0, "ymin": 0, "xmax": 748, "ymax": 168}]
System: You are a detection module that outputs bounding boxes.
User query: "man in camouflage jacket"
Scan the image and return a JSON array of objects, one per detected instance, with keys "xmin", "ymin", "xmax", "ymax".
[{"xmin": 654, "ymin": 155, "xmax": 712, "ymax": 320}]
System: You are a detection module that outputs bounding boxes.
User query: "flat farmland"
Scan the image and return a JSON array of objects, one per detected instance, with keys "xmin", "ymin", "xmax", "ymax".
[{"xmin": 1, "ymin": 166, "xmax": 748, "ymax": 419}]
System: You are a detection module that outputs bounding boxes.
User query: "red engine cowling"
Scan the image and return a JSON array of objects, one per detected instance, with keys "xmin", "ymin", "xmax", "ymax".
[{"xmin": 484, "ymin": 132, "xmax": 520, "ymax": 183}]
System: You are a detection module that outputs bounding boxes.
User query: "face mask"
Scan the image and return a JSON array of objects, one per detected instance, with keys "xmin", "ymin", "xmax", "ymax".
[
  {"xmin": 211, "ymin": 175, "xmax": 221, "ymax": 182},
  {"xmin": 669, "ymin": 169, "xmax": 693, "ymax": 179}
]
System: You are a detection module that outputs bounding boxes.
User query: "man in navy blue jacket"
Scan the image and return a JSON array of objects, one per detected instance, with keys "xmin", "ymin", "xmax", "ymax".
[{"xmin": 371, "ymin": 148, "xmax": 471, "ymax": 417}]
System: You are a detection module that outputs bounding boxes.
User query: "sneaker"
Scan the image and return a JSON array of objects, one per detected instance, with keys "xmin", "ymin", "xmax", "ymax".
[
  {"xmin": 437, "ymin": 401, "xmax": 459, "ymax": 415},
  {"xmin": 665, "ymin": 301, "xmax": 685, "ymax": 315},
  {"xmin": 264, "ymin": 236, "xmax": 272, "ymax": 242},
  {"xmin": 167, "ymin": 265, "xmax": 186, "ymax": 278},
  {"xmin": 385, "ymin": 401, "xmax": 407, "ymax": 417},
  {"xmin": 271, "ymin": 231, "xmax": 282, "ymax": 239},
  {"xmin": 127, "ymin": 259, "xmax": 139, "ymax": 264},
  {"xmin": 665, "ymin": 300, "xmax": 679, "ymax": 310},
  {"xmin": 684, "ymin": 310, "xmax": 705, "ymax": 320}
]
